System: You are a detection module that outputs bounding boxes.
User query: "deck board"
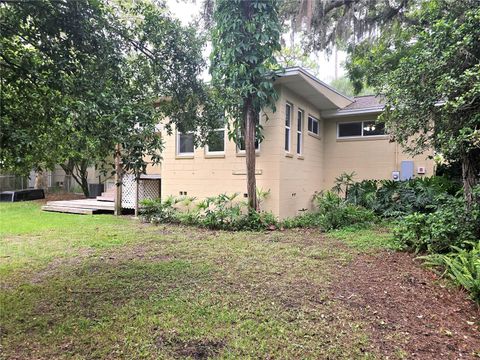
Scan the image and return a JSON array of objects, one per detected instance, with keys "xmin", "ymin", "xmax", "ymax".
[{"xmin": 41, "ymin": 199, "xmax": 115, "ymax": 214}]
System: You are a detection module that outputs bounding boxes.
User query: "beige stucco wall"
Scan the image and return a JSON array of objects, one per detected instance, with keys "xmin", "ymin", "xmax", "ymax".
[
  {"xmin": 322, "ymin": 114, "xmax": 435, "ymax": 189},
  {"xmin": 276, "ymin": 86, "xmax": 325, "ymax": 219},
  {"xmin": 151, "ymin": 84, "xmax": 436, "ymax": 219},
  {"xmin": 159, "ymin": 106, "xmax": 282, "ymax": 216}
]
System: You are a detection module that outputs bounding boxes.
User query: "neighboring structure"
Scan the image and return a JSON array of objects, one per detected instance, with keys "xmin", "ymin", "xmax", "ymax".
[{"xmin": 147, "ymin": 67, "xmax": 435, "ymax": 219}]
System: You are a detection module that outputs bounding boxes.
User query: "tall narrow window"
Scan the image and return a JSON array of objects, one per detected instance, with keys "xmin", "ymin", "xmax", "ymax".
[
  {"xmin": 206, "ymin": 118, "xmax": 226, "ymax": 155},
  {"xmin": 297, "ymin": 109, "xmax": 303, "ymax": 155},
  {"xmin": 177, "ymin": 131, "xmax": 194, "ymax": 156},
  {"xmin": 285, "ymin": 103, "xmax": 291, "ymax": 152},
  {"xmin": 307, "ymin": 115, "xmax": 320, "ymax": 136}
]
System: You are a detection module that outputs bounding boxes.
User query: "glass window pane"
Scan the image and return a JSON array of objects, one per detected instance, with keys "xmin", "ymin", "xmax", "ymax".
[
  {"xmin": 207, "ymin": 130, "xmax": 225, "ymax": 152},
  {"xmin": 297, "ymin": 133, "xmax": 301, "ymax": 154},
  {"xmin": 312, "ymin": 119, "xmax": 318, "ymax": 135},
  {"xmin": 238, "ymin": 130, "xmax": 259, "ymax": 151},
  {"xmin": 179, "ymin": 133, "xmax": 194, "ymax": 153},
  {"xmin": 308, "ymin": 117, "xmax": 312, "ymax": 132},
  {"xmin": 285, "ymin": 128, "xmax": 290, "ymax": 151},
  {"xmin": 363, "ymin": 121, "xmax": 385, "ymax": 136},
  {"xmin": 338, "ymin": 122, "xmax": 362, "ymax": 137},
  {"xmin": 297, "ymin": 111, "xmax": 302, "ymax": 131},
  {"xmin": 285, "ymin": 104, "xmax": 291, "ymax": 127}
]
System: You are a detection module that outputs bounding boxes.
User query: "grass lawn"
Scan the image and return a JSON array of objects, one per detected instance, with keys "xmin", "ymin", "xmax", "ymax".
[{"xmin": 1, "ymin": 201, "xmax": 478, "ymax": 359}]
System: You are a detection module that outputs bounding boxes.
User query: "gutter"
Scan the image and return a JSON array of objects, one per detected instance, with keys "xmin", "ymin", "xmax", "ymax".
[{"xmin": 321, "ymin": 106, "xmax": 384, "ymax": 119}]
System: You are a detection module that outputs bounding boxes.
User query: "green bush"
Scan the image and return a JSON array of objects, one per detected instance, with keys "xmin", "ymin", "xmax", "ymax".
[
  {"xmin": 140, "ymin": 193, "xmax": 277, "ymax": 231},
  {"xmin": 346, "ymin": 176, "xmax": 460, "ymax": 217},
  {"xmin": 393, "ymin": 195, "xmax": 478, "ymax": 253},
  {"xmin": 422, "ymin": 241, "xmax": 480, "ymax": 304},
  {"xmin": 282, "ymin": 192, "xmax": 377, "ymax": 231},
  {"xmin": 314, "ymin": 191, "xmax": 377, "ymax": 231}
]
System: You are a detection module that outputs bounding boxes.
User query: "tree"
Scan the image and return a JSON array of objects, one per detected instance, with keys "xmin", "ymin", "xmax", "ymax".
[
  {"xmin": 329, "ymin": 76, "xmax": 373, "ymax": 97},
  {"xmin": 210, "ymin": 0, "xmax": 282, "ymax": 210},
  {"xmin": 346, "ymin": 0, "xmax": 480, "ymax": 207},
  {"xmin": 276, "ymin": 44, "xmax": 320, "ymax": 75},
  {"xmin": 0, "ymin": 0, "xmax": 209, "ymax": 196}
]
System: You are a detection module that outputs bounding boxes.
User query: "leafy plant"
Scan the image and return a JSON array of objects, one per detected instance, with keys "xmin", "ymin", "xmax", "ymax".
[
  {"xmin": 422, "ymin": 242, "xmax": 480, "ymax": 304},
  {"xmin": 332, "ymin": 172, "xmax": 357, "ymax": 200},
  {"xmin": 393, "ymin": 195, "xmax": 478, "ymax": 254}
]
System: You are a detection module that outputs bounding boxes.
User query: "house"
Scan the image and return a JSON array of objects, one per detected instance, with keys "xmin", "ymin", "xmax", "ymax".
[{"xmin": 146, "ymin": 67, "xmax": 435, "ymax": 219}]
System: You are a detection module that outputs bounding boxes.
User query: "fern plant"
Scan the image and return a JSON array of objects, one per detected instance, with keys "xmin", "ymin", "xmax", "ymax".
[{"xmin": 422, "ymin": 241, "xmax": 480, "ymax": 304}]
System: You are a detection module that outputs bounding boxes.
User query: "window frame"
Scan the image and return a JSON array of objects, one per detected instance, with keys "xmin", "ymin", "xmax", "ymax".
[
  {"xmin": 205, "ymin": 125, "xmax": 226, "ymax": 156},
  {"xmin": 307, "ymin": 115, "xmax": 320, "ymax": 136},
  {"xmin": 176, "ymin": 131, "xmax": 195, "ymax": 157},
  {"xmin": 336, "ymin": 120, "xmax": 387, "ymax": 139},
  {"xmin": 296, "ymin": 109, "xmax": 304, "ymax": 155},
  {"xmin": 285, "ymin": 102, "xmax": 292, "ymax": 153},
  {"xmin": 236, "ymin": 113, "xmax": 261, "ymax": 154}
]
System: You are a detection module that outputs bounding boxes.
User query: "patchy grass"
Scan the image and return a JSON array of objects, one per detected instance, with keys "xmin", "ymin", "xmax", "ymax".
[
  {"xmin": 1, "ymin": 203, "xmax": 477, "ymax": 359},
  {"xmin": 327, "ymin": 224, "xmax": 403, "ymax": 252}
]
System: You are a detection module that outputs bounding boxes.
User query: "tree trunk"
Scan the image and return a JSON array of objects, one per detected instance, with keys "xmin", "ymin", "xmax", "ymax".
[
  {"xmin": 244, "ymin": 98, "xmax": 258, "ymax": 211},
  {"xmin": 60, "ymin": 160, "xmax": 90, "ymax": 198},
  {"xmin": 462, "ymin": 150, "xmax": 479, "ymax": 211},
  {"xmin": 114, "ymin": 144, "xmax": 123, "ymax": 216}
]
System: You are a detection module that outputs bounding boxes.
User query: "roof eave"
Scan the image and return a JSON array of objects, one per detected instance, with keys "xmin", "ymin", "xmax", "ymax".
[{"xmin": 321, "ymin": 106, "xmax": 384, "ymax": 119}]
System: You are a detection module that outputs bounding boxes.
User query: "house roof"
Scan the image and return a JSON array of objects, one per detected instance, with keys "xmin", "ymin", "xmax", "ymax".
[
  {"xmin": 321, "ymin": 94, "xmax": 385, "ymax": 118},
  {"xmin": 275, "ymin": 67, "xmax": 354, "ymax": 111}
]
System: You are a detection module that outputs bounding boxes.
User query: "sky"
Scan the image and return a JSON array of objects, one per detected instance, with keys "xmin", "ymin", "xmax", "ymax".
[{"xmin": 164, "ymin": 0, "xmax": 346, "ymax": 84}]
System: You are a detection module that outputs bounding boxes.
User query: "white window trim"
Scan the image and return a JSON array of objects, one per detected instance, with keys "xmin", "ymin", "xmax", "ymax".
[
  {"xmin": 296, "ymin": 109, "xmax": 304, "ymax": 155},
  {"xmin": 307, "ymin": 115, "xmax": 320, "ymax": 136},
  {"xmin": 176, "ymin": 131, "xmax": 195, "ymax": 157},
  {"xmin": 205, "ymin": 126, "xmax": 226, "ymax": 156},
  {"xmin": 285, "ymin": 103, "xmax": 292, "ymax": 153},
  {"xmin": 336, "ymin": 120, "xmax": 387, "ymax": 139}
]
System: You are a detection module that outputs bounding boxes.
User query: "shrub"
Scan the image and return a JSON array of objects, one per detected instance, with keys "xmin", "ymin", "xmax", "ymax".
[
  {"xmin": 393, "ymin": 195, "xmax": 478, "ymax": 253},
  {"xmin": 422, "ymin": 242, "xmax": 480, "ymax": 304},
  {"xmin": 140, "ymin": 193, "xmax": 278, "ymax": 231},
  {"xmin": 346, "ymin": 176, "xmax": 460, "ymax": 217},
  {"xmin": 312, "ymin": 191, "xmax": 377, "ymax": 231}
]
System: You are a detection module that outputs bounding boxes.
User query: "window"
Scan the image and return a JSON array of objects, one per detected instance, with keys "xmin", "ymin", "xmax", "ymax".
[
  {"xmin": 362, "ymin": 121, "xmax": 385, "ymax": 136},
  {"xmin": 296, "ymin": 110, "xmax": 303, "ymax": 155},
  {"xmin": 337, "ymin": 121, "xmax": 386, "ymax": 138},
  {"xmin": 237, "ymin": 113, "xmax": 260, "ymax": 152},
  {"xmin": 285, "ymin": 103, "xmax": 291, "ymax": 152},
  {"xmin": 307, "ymin": 115, "xmax": 319, "ymax": 136},
  {"xmin": 206, "ymin": 118, "xmax": 226, "ymax": 155},
  {"xmin": 177, "ymin": 131, "xmax": 194, "ymax": 156}
]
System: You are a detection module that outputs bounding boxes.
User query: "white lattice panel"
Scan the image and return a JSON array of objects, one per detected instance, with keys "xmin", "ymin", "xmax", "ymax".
[
  {"xmin": 122, "ymin": 175, "xmax": 136, "ymax": 209},
  {"xmin": 121, "ymin": 174, "xmax": 161, "ymax": 209}
]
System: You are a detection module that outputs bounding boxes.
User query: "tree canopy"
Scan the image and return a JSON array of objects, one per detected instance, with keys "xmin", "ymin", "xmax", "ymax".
[
  {"xmin": 346, "ymin": 0, "xmax": 480, "ymax": 205},
  {"xmin": 0, "ymin": 0, "xmax": 211, "ymax": 193},
  {"xmin": 210, "ymin": 0, "xmax": 282, "ymax": 209}
]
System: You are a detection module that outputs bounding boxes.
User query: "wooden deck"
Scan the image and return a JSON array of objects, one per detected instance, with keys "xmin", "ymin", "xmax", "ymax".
[{"xmin": 42, "ymin": 199, "xmax": 114, "ymax": 215}]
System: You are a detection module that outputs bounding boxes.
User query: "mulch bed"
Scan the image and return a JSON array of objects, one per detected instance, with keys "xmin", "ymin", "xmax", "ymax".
[{"xmin": 330, "ymin": 251, "xmax": 480, "ymax": 359}]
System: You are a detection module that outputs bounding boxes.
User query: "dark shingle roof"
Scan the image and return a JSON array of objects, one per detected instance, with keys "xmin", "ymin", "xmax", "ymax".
[{"xmin": 344, "ymin": 95, "xmax": 384, "ymax": 110}]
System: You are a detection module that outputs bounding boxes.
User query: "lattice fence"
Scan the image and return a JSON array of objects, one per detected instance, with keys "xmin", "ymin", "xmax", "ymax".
[{"xmin": 122, "ymin": 174, "xmax": 161, "ymax": 209}]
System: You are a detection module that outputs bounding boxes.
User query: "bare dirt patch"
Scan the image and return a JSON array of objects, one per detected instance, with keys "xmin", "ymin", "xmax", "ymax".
[
  {"xmin": 155, "ymin": 331, "xmax": 225, "ymax": 359},
  {"xmin": 330, "ymin": 250, "xmax": 480, "ymax": 359}
]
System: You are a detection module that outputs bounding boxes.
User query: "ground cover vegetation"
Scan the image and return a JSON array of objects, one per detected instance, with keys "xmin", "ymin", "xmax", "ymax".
[{"xmin": 1, "ymin": 200, "xmax": 479, "ymax": 358}]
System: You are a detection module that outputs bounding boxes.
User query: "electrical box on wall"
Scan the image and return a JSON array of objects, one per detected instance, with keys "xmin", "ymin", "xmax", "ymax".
[
  {"xmin": 417, "ymin": 166, "xmax": 426, "ymax": 175},
  {"xmin": 392, "ymin": 171, "xmax": 400, "ymax": 181}
]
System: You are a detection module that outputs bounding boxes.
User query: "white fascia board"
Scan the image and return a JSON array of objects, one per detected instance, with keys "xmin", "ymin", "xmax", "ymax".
[{"xmin": 321, "ymin": 106, "xmax": 384, "ymax": 118}]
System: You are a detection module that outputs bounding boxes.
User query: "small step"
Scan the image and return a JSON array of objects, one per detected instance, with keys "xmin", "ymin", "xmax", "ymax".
[
  {"xmin": 96, "ymin": 195, "xmax": 114, "ymax": 202},
  {"xmin": 42, "ymin": 205, "xmax": 96, "ymax": 215}
]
